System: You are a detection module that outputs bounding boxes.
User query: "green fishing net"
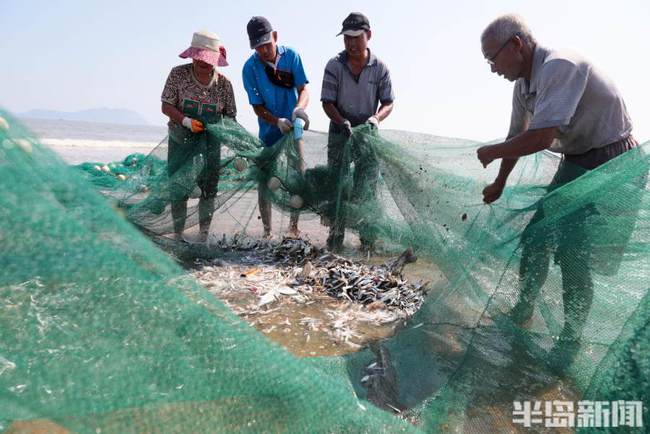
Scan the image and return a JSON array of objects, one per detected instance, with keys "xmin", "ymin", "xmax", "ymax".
[{"xmin": 1, "ymin": 108, "xmax": 648, "ymax": 432}]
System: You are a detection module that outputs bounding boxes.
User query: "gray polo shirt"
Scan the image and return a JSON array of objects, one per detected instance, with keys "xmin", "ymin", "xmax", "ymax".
[
  {"xmin": 321, "ymin": 49, "xmax": 394, "ymax": 131},
  {"xmin": 508, "ymin": 45, "xmax": 632, "ymax": 155}
]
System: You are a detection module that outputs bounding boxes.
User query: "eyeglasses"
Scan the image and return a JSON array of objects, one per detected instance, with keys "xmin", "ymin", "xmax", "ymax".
[{"xmin": 486, "ymin": 34, "xmax": 517, "ymax": 65}]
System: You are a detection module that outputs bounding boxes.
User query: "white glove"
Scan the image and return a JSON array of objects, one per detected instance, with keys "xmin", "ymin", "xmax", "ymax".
[
  {"xmin": 181, "ymin": 116, "xmax": 204, "ymax": 133},
  {"xmin": 292, "ymin": 107, "xmax": 310, "ymax": 130},
  {"xmin": 276, "ymin": 117, "xmax": 293, "ymax": 134},
  {"xmin": 366, "ymin": 116, "xmax": 379, "ymax": 129}
]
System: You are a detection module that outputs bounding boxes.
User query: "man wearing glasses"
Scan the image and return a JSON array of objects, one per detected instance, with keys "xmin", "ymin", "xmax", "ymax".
[{"xmin": 477, "ymin": 14, "xmax": 638, "ymax": 369}]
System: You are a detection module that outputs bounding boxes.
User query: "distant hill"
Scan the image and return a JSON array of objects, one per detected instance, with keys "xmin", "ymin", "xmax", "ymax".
[{"xmin": 18, "ymin": 108, "xmax": 150, "ymax": 126}]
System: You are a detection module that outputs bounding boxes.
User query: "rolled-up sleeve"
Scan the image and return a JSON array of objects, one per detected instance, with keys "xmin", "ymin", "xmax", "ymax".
[
  {"xmin": 529, "ymin": 59, "xmax": 589, "ymax": 130},
  {"xmin": 320, "ymin": 60, "xmax": 339, "ymax": 103}
]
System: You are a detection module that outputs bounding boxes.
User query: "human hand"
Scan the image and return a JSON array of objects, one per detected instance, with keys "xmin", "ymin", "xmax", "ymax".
[
  {"xmin": 482, "ymin": 180, "xmax": 506, "ymax": 204},
  {"xmin": 366, "ymin": 115, "xmax": 379, "ymax": 129},
  {"xmin": 293, "ymin": 118, "xmax": 305, "ymax": 140},
  {"xmin": 292, "ymin": 107, "xmax": 310, "ymax": 130},
  {"xmin": 276, "ymin": 118, "xmax": 293, "ymax": 134},
  {"xmin": 477, "ymin": 145, "xmax": 497, "ymax": 168},
  {"xmin": 340, "ymin": 119, "xmax": 352, "ymax": 137},
  {"xmin": 181, "ymin": 117, "xmax": 205, "ymax": 133}
]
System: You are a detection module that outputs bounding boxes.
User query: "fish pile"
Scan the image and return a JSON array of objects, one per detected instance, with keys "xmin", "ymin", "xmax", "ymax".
[
  {"xmin": 199, "ymin": 236, "xmax": 428, "ymax": 316},
  {"xmin": 192, "ymin": 236, "xmax": 429, "ymax": 353},
  {"xmin": 263, "ymin": 238, "xmax": 428, "ymax": 315},
  {"xmin": 294, "ymin": 252, "xmax": 427, "ymax": 316}
]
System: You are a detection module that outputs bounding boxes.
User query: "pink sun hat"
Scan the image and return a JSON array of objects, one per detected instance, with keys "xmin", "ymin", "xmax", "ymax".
[{"xmin": 179, "ymin": 31, "xmax": 228, "ymax": 67}]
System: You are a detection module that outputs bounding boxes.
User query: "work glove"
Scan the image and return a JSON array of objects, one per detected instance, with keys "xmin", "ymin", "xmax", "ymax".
[
  {"xmin": 276, "ymin": 117, "xmax": 293, "ymax": 134},
  {"xmin": 181, "ymin": 117, "xmax": 205, "ymax": 133},
  {"xmin": 366, "ymin": 115, "xmax": 379, "ymax": 129},
  {"xmin": 293, "ymin": 118, "xmax": 305, "ymax": 140},
  {"xmin": 292, "ymin": 107, "xmax": 310, "ymax": 130},
  {"xmin": 340, "ymin": 119, "xmax": 353, "ymax": 137}
]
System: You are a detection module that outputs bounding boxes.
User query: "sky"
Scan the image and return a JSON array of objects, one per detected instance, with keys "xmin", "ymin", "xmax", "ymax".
[{"xmin": 1, "ymin": 0, "xmax": 648, "ymax": 142}]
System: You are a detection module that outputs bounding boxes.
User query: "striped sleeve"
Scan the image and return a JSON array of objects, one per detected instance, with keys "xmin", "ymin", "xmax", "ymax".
[
  {"xmin": 377, "ymin": 63, "xmax": 394, "ymax": 104},
  {"xmin": 320, "ymin": 59, "xmax": 339, "ymax": 103}
]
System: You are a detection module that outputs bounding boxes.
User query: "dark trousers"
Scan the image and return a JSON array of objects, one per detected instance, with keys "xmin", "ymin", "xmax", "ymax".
[
  {"xmin": 514, "ymin": 136, "xmax": 640, "ymax": 342},
  {"xmin": 326, "ymin": 131, "xmax": 380, "ymax": 250},
  {"xmin": 167, "ymin": 126, "xmax": 221, "ymax": 235}
]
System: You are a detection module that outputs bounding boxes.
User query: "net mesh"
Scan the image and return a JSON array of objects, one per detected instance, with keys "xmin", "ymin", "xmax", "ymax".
[{"xmin": 1, "ymin": 109, "xmax": 648, "ymax": 432}]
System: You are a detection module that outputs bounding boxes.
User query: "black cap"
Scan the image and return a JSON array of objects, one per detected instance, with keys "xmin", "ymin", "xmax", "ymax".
[
  {"xmin": 337, "ymin": 12, "xmax": 370, "ymax": 36},
  {"xmin": 247, "ymin": 16, "xmax": 273, "ymax": 49}
]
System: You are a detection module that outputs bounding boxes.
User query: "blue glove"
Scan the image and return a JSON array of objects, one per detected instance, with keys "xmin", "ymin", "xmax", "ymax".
[
  {"xmin": 292, "ymin": 107, "xmax": 310, "ymax": 130},
  {"xmin": 293, "ymin": 118, "xmax": 305, "ymax": 140}
]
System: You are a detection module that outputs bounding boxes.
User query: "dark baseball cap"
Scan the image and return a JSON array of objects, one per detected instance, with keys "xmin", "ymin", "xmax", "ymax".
[
  {"xmin": 247, "ymin": 16, "xmax": 273, "ymax": 49},
  {"xmin": 336, "ymin": 12, "xmax": 370, "ymax": 36}
]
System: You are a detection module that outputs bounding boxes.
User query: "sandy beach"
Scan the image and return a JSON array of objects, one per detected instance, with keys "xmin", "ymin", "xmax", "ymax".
[{"xmin": 39, "ymin": 121, "xmax": 441, "ymax": 359}]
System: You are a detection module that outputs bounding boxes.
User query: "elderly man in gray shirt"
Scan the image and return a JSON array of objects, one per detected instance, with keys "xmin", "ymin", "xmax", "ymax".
[
  {"xmin": 477, "ymin": 14, "xmax": 638, "ymax": 369},
  {"xmin": 321, "ymin": 12, "xmax": 395, "ymax": 252}
]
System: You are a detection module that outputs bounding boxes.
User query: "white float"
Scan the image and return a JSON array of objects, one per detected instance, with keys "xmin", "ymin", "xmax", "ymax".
[
  {"xmin": 267, "ymin": 176, "xmax": 282, "ymax": 192},
  {"xmin": 289, "ymin": 195, "xmax": 304, "ymax": 209},
  {"xmin": 232, "ymin": 158, "xmax": 248, "ymax": 172},
  {"xmin": 15, "ymin": 139, "xmax": 32, "ymax": 154}
]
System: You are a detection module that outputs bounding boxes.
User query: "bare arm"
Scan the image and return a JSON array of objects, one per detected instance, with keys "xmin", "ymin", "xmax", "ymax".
[
  {"xmin": 374, "ymin": 101, "xmax": 394, "ymax": 122},
  {"xmin": 296, "ymin": 84, "xmax": 309, "ymax": 110},
  {"xmin": 478, "ymin": 126, "xmax": 556, "ymax": 203},
  {"xmin": 252, "ymin": 105, "xmax": 280, "ymax": 126},
  {"xmin": 477, "ymin": 127, "xmax": 557, "ymax": 168},
  {"xmin": 495, "ymin": 158, "xmax": 519, "ymax": 185},
  {"xmin": 493, "ymin": 127, "xmax": 556, "ymax": 159},
  {"xmin": 161, "ymin": 102, "xmax": 185, "ymax": 125},
  {"xmin": 252, "ymin": 86, "xmax": 308, "ymax": 125},
  {"xmin": 482, "ymin": 157, "xmax": 519, "ymax": 204},
  {"xmin": 322, "ymin": 101, "xmax": 346, "ymax": 125}
]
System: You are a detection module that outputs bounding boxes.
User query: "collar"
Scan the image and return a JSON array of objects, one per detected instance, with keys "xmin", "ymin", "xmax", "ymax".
[
  {"xmin": 254, "ymin": 45, "xmax": 286, "ymax": 64},
  {"xmin": 520, "ymin": 45, "xmax": 549, "ymax": 96},
  {"xmin": 337, "ymin": 48, "xmax": 378, "ymax": 67},
  {"xmin": 190, "ymin": 64, "xmax": 217, "ymax": 88}
]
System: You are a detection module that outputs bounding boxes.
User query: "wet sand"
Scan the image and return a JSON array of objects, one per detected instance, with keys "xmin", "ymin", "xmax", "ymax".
[
  {"xmin": 14, "ymin": 144, "xmax": 585, "ymax": 433},
  {"xmin": 191, "ymin": 236, "xmax": 443, "ymax": 358}
]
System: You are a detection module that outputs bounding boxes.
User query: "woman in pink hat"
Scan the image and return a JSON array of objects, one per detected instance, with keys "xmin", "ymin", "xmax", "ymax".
[{"xmin": 161, "ymin": 31, "xmax": 237, "ymax": 242}]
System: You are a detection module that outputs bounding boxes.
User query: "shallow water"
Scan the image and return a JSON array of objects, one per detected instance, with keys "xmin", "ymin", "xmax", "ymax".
[{"xmin": 194, "ymin": 247, "xmax": 445, "ymax": 358}]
